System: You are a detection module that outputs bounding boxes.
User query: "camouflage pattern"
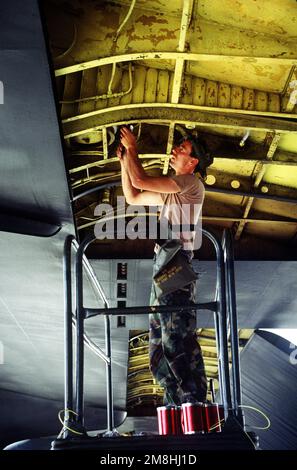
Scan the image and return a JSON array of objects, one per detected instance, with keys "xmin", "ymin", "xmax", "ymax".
[{"xmin": 149, "ymin": 250, "xmax": 207, "ymax": 405}]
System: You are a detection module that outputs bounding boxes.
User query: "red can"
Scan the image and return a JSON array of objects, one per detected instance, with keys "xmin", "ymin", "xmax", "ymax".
[
  {"xmin": 157, "ymin": 406, "xmax": 182, "ymax": 435},
  {"xmin": 218, "ymin": 405, "xmax": 225, "ymax": 428},
  {"xmin": 181, "ymin": 402, "xmax": 205, "ymax": 434},
  {"xmin": 204, "ymin": 403, "xmax": 221, "ymax": 433}
]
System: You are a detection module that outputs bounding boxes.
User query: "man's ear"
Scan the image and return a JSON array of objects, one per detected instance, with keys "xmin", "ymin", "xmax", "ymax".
[{"xmin": 191, "ymin": 157, "xmax": 199, "ymax": 167}]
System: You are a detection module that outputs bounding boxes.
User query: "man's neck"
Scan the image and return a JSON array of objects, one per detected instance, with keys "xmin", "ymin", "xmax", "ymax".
[{"xmin": 174, "ymin": 170, "xmax": 194, "ymax": 176}]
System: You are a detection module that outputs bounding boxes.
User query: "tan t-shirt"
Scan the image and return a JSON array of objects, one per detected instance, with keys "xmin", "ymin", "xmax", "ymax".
[{"xmin": 159, "ymin": 174, "xmax": 205, "ymax": 251}]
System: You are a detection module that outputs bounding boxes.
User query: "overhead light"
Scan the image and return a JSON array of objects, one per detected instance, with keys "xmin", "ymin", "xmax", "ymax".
[
  {"xmin": 239, "ymin": 130, "xmax": 250, "ymax": 147},
  {"xmin": 205, "ymin": 174, "xmax": 216, "ymax": 185},
  {"xmin": 231, "ymin": 180, "xmax": 241, "ymax": 189}
]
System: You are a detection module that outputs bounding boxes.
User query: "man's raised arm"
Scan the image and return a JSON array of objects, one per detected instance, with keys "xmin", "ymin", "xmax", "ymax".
[
  {"xmin": 120, "ymin": 127, "xmax": 180, "ymax": 194},
  {"xmin": 117, "ymin": 141, "xmax": 163, "ymax": 206},
  {"xmin": 117, "ymin": 143, "xmax": 140, "ymax": 205}
]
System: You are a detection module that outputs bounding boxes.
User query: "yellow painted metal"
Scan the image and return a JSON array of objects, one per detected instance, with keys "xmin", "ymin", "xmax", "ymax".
[
  {"xmin": 255, "ymin": 91, "xmax": 268, "ymax": 112},
  {"xmin": 266, "ymin": 132, "xmax": 281, "ymax": 159},
  {"xmin": 108, "ymin": 65, "xmax": 122, "ymax": 107},
  {"xmin": 171, "ymin": 59, "xmax": 184, "ymax": 103},
  {"xmin": 218, "ymin": 83, "xmax": 231, "ymax": 108},
  {"xmin": 278, "ymin": 134, "xmax": 297, "ymax": 153},
  {"xmin": 113, "ymin": 0, "xmax": 137, "ymax": 42},
  {"xmin": 61, "ymin": 73, "xmax": 81, "ymax": 119},
  {"xmin": 73, "ymin": 131, "xmax": 103, "ymax": 146},
  {"xmin": 102, "ymin": 127, "xmax": 108, "ymax": 159},
  {"xmin": 163, "ymin": 123, "xmax": 175, "ymax": 174},
  {"xmin": 197, "ymin": 0, "xmax": 297, "ymax": 38},
  {"xmin": 180, "ymin": 74, "xmax": 192, "ymax": 104},
  {"xmin": 230, "ymin": 86, "xmax": 243, "ymax": 109},
  {"xmin": 234, "ymin": 132, "xmax": 281, "ymax": 240},
  {"xmin": 46, "ymin": 0, "xmax": 297, "ymax": 248},
  {"xmin": 268, "ymin": 93, "xmax": 280, "ymax": 113},
  {"xmin": 55, "ymin": 53, "xmax": 297, "ymax": 78},
  {"xmin": 210, "ymin": 158, "xmax": 256, "ymax": 178},
  {"xmin": 264, "ymin": 165, "xmax": 297, "ymax": 190},
  {"xmin": 286, "ymin": 81, "xmax": 297, "ymax": 112},
  {"xmin": 282, "ymin": 68, "xmax": 297, "ymax": 113},
  {"xmin": 61, "ymin": 102, "xmax": 297, "ymax": 131},
  {"xmin": 144, "ymin": 68, "xmax": 158, "ymax": 102},
  {"xmin": 96, "ymin": 66, "xmax": 109, "ymax": 110},
  {"xmin": 78, "ymin": 69, "xmax": 97, "ymax": 114},
  {"xmin": 281, "ymin": 95, "xmax": 290, "ymax": 112},
  {"xmin": 177, "ymin": 0, "xmax": 194, "ymax": 52},
  {"xmin": 156, "ymin": 70, "xmax": 169, "ymax": 103},
  {"xmin": 69, "ymin": 153, "xmax": 297, "ymax": 175},
  {"xmin": 243, "ymin": 88, "xmax": 254, "ymax": 110},
  {"xmin": 171, "ymin": 0, "xmax": 193, "ymax": 103},
  {"xmin": 132, "ymin": 65, "xmax": 146, "ymax": 103},
  {"xmin": 112, "ymin": 0, "xmax": 184, "ymax": 16},
  {"xmin": 252, "ymin": 198, "xmax": 297, "ymax": 222},
  {"xmin": 64, "ymin": 121, "xmax": 296, "ymax": 142},
  {"xmin": 206, "ymin": 80, "xmax": 218, "ymax": 107},
  {"xmin": 52, "ymin": 0, "xmax": 297, "ymax": 107},
  {"xmin": 192, "ymin": 77, "xmax": 206, "ymax": 105},
  {"xmin": 120, "ymin": 68, "xmax": 133, "ymax": 105},
  {"xmin": 69, "ymin": 154, "xmax": 167, "ymax": 174},
  {"xmin": 62, "ymin": 61, "xmax": 296, "ymax": 124}
]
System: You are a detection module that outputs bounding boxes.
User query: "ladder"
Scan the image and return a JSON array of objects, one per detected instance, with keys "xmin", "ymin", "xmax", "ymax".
[{"xmin": 52, "ymin": 223, "xmax": 254, "ymax": 450}]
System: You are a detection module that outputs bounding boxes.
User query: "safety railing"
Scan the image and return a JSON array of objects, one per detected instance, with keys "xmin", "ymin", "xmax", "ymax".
[
  {"xmin": 222, "ymin": 230, "xmax": 244, "ymax": 425},
  {"xmin": 60, "ymin": 222, "xmax": 243, "ymax": 438}
]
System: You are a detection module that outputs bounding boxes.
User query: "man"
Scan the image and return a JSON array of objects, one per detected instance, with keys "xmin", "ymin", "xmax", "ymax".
[{"xmin": 117, "ymin": 126, "xmax": 213, "ymax": 405}]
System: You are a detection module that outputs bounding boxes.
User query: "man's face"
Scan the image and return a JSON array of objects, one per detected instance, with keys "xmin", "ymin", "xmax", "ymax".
[{"xmin": 170, "ymin": 140, "xmax": 197, "ymax": 172}]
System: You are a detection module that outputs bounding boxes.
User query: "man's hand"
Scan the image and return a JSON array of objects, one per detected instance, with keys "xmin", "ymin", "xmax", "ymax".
[
  {"xmin": 116, "ymin": 143, "xmax": 125, "ymax": 161},
  {"xmin": 120, "ymin": 126, "xmax": 137, "ymax": 151}
]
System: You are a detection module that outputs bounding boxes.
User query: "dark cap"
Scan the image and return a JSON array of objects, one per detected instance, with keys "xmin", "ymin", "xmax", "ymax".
[{"xmin": 187, "ymin": 136, "xmax": 214, "ymax": 178}]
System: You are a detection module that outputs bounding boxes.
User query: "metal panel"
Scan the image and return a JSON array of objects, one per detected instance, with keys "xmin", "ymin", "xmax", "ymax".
[{"xmin": 240, "ymin": 330, "xmax": 297, "ymax": 450}]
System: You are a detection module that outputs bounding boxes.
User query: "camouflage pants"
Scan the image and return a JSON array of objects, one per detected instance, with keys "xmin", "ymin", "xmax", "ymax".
[{"xmin": 149, "ymin": 251, "xmax": 207, "ymax": 405}]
